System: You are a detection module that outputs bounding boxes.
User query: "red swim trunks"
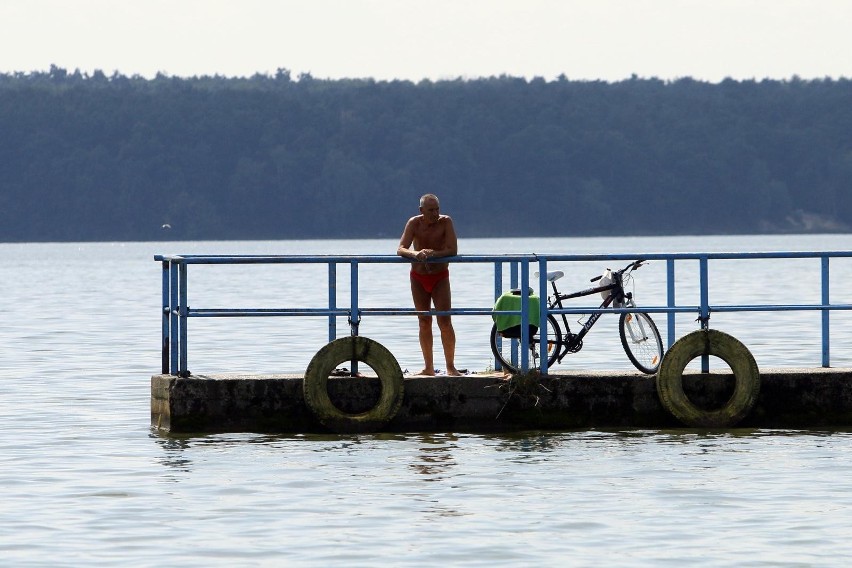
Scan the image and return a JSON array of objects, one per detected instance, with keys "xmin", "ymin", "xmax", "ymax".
[{"xmin": 410, "ymin": 269, "xmax": 450, "ymax": 293}]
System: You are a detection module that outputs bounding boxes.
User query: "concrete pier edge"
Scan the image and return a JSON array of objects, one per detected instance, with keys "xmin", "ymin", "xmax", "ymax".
[{"xmin": 151, "ymin": 368, "xmax": 852, "ymax": 434}]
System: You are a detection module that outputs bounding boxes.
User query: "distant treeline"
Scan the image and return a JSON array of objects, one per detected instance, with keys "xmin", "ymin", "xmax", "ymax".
[{"xmin": 1, "ymin": 66, "xmax": 851, "ymax": 242}]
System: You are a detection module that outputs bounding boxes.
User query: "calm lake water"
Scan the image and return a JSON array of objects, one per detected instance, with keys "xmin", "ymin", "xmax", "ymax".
[{"xmin": 4, "ymin": 234, "xmax": 852, "ymax": 566}]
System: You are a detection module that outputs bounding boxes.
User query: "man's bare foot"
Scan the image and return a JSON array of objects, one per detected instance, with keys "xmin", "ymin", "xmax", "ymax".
[
  {"xmin": 416, "ymin": 368, "xmax": 436, "ymax": 376},
  {"xmin": 446, "ymin": 367, "xmax": 463, "ymax": 376}
]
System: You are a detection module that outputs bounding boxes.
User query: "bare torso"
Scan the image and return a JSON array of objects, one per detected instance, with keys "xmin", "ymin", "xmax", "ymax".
[{"xmin": 397, "ymin": 214, "xmax": 457, "ymax": 274}]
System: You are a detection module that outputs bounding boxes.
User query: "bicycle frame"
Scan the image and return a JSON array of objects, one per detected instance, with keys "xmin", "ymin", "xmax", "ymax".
[{"xmin": 548, "ymin": 264, "xmax": 634, "ymax": 361}]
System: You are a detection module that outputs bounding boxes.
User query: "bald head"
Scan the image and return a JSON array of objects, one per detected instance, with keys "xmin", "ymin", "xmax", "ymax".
[{"xmin": 420, "ymin": 194, "xmax": 439, "ymax": 207}]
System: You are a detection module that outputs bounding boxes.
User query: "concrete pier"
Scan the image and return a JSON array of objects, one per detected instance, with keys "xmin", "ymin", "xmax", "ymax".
[{"xmin": 151, "ymin": 368, "xmax": 852, "ymax": 433}]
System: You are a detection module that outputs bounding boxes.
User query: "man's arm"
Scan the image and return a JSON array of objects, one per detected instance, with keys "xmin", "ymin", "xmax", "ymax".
[
  {"xmin": 430, "ymin": 216, "xmax": 458, "ymax": 258},
  {"xmin": 397, "ymin": 217, "xmax": 418, "ymax": 259}
]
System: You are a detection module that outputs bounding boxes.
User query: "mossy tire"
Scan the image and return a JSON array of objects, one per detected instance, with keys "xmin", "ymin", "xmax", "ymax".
[
  {"xmin": 303, "ymin": 336, "xmax": 404, "ymax": 433},
  {"xmin": 657, "ymin": 329, "xmax": 760, "ymax": 428}
]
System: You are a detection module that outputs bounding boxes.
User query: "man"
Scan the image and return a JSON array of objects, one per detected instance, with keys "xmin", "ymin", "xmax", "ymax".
[{"xmin": 397, "ymin": 194, "xmax": 460, "ymax": 376}]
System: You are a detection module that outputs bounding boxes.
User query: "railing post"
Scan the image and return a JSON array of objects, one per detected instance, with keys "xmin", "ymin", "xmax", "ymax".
[
  {"xmin": 169, "ymin": 260, "xmax": 179, "ymax": 375},
  {"xmin": 328, "ymin": 262, "xmax": 337, "ymax": 343},
  {"xmin": 666, "ymin": 258, "xmax": 676, "ymax": 349},
  {"xmin": 538, "ymin": 257, "xmax": 549, "ymax": 375},
  {"xmin": 699, "ymin": 256, "xmax": 709, "ymax": 372},
  {"xmin": 510, "ymin": 261, "xmax": 519, "ymax": 368},
  {"xmin": 349, "ymin": 260, "xmax": 359, "ymax": 336},
  {"xmin": 161, "ymin": 260, "xmax": 170, "ymax": 374},
  {"xmin": 494, "ymin": 261, "xmax": 504, "ymax": 371},
  {"xmin": 520, "ymin": 258, "xmax": 530, "ymax": 371},
  {"xmin": 493, "ymin": 262, "xmax": 503, "ymax": 300},
  {"xmin": 822, "ymin": 256, "xmax": 830, "ymax": 367},
  {"xmin": 179, "ymin": 261, "xmax": 189, "ymax": 377},
  {"xmin": 350, "ymin": 260, "xmax": 359, "ymax": 374}
]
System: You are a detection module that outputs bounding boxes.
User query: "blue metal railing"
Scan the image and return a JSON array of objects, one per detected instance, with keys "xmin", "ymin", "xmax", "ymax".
[{"xmin": 155, "ymin": 251, "xmax": 852, "ymax": 377}]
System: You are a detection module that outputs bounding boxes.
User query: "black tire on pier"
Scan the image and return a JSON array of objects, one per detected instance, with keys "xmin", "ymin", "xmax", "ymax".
[
  {"xmin": 303, "ymin": 336, "xmax": 404, "ymax": 433},
  {"xmin": 656, "ymin": 329, "xmax": 760, "ymax": 428}
]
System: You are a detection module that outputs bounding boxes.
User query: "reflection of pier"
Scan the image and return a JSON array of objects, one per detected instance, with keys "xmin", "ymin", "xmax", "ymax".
[{"xmin": 152, "ymin": 251, "xmax": 852, "ymax": 433}]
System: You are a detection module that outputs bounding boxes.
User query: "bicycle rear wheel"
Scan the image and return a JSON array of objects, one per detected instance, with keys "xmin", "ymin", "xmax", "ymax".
[
  {"xmin": 490, "ymin": 314, "xmax": 562, "ymax": 373},
  {"xmin": 619, "ymin": 311, "xmax": 663, "ymax": 374}
]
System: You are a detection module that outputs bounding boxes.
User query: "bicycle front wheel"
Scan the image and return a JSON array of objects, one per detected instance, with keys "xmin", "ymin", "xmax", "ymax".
[
  {"xmin": 619, "ymin": 311, "xmax": 664, "ymax": 374},
  {"xmin": 490, "ymin": 314, "xmax": 562, "ymax": 374}
]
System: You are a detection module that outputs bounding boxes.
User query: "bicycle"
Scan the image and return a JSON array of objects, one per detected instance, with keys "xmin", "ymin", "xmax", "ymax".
[{"xmin": 490, "ymin": 259, "xmax": 664, "ymax": 375}]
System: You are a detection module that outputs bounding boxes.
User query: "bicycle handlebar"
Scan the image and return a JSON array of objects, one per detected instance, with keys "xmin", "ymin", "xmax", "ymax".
[{"xmin": 589, "ymin": 259, "xmax": 646, "ymax": 282}]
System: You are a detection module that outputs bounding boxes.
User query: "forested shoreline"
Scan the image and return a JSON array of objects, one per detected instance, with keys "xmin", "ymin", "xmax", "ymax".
[{"xmin": 1, "ymin": 67, "xmax": 850, "ymax": 242}]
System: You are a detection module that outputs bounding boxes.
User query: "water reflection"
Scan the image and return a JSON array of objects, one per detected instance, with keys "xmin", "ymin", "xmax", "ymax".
[
  {"xmin": 140, "ymin": 427, "xmax": 852, "ymax": 564},
  {"xmin": 408, "ymin": 434, "xmax": 459, "ymax": 481},
  {"xmin": 493, "ymin": 431, "xmax": 564, "ymax": 460},
  {"xmin": 151, "ymin": 433, "xmax": 193, "ymax": 475},
  {"xmin": 405, "ymin": 434, "xmax": 467, "ymax": 519}
]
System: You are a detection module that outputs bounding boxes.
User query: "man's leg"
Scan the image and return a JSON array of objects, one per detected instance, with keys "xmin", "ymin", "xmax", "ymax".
[
  {"xmin": 431, "ymin": 278, "xmax": 460, "ymax": 376},
  {"xmin": 411, "ymin": 276, "xmax": 435, "ymax": 375}
]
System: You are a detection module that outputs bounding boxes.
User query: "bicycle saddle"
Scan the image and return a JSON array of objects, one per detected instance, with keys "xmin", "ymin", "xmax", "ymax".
[{"xmin": 533, "ymin": 270, "xmax": 564, "ymax": 282}]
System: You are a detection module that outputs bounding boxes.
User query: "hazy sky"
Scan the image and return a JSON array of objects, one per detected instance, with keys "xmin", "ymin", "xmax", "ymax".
[{"xmin": 2, "ymin": 0, "xmax": 850, "ymax": 83}]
